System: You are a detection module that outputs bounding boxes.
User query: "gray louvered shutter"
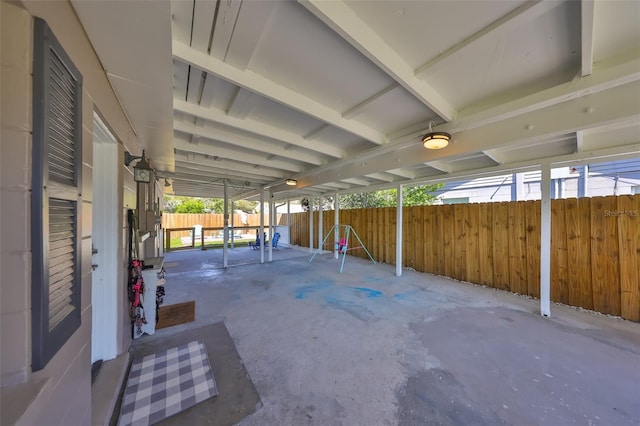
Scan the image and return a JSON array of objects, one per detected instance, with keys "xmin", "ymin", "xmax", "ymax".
[
  {"xmin": 32, "ymin": 18, "xmax": 83, "ymax": 371},
  {"xmin": 48, "ymin": 199, "xmax": 78, "ymax": 330}
]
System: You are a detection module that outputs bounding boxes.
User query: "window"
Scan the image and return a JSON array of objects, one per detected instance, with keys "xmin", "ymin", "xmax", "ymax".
[
  {"xmin": 442, "ymin": 197, "xmax": 469, "ymax": 205},
  {"xmin": 31, "ymin": 18, "xmax": 83, "ymax": 371}
]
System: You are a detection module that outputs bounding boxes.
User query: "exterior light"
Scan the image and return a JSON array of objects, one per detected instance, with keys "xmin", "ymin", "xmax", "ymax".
[
  {"xmin": 285, "ymin": 178, "xmax": 298, "ymax": 186},
  {"xmin": 421, "ymin": 132, "xmax": 451, "ymax": 149},
  {"xmin": 132, "ymin": 151, "xmax": 152, "ymax": 183}
]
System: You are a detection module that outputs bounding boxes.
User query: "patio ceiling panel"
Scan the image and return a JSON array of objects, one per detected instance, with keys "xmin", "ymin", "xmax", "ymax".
[
  {"xmin": 69, "ymin": 0, "xmax": 639, "ymax": 201},
  {"xmin": 173, "ymin": 163, "xmax": 271, "ymax": 188},
  {"xmin": 173, "ymin": 134, "xmax": 305, "ymax": 173},
  {"xmin": 174, "ymin": 119, "xmax": 330, "ymax": 166}
]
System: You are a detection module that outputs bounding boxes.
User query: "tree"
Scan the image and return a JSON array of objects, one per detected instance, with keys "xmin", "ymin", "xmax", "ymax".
[
  {"xmin": 337, "ymin": 183, "xmax": 443, "ymax": 209},
  {"xmin": 163, "ymin": 195, "xmax": 191, "ymax": 213},
  {"xmin": 402, "ymin": 183, "xmax": 443, "ymax": 206},
  {"xmin": 301, "ymin": 196, "xmax": 335, "ymax": 211},
  {"xmin": 233, "ymin": 200, "xmax": 258, "ymax": 213},
  {"xmin": 203, "ymin": 198, "xmax": 223, "ymax": 213},
  {"xmin": 174, "ymin": 198, "xmax": 205, "ymax": 213}
]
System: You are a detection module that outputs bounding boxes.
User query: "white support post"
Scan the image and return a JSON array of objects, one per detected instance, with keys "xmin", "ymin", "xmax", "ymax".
[
  {"xmin": 260, "ymin": 190, "xmax": 265, "ymax": 264},
  {"xmin": 230, "ymin": 201, "xmax": 235, "ymax": 249},
  {"xmin": 309, "ymin": 197, "xmax": 314, "ymax": 253},
  {"xmin": 318, "ymin": 196, "xmax": 323, "ymax": 252},
  {"xmin": 223, "ymin": 179, "xmax": 229, "ymax": 268},
  {"xmin": 578, "ymin": 164, "xmax": 588, "ymax": 197},
  {"xmin": 268, "ymin": 192, "xmax": 274, "ymax": 262},
  {"xmin": 396, "ymin": 184, "xmax": 403, "ymax": 277},
  {"xmin": 334, "ymin": 192, "xmax": 339, "ymax": 259},
  {"xmin": 540, "ymin": 163, "xmax": 551, "ymax": 317}
]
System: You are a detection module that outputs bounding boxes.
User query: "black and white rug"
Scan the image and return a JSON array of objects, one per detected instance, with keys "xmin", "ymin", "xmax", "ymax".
[{"xmin": 118, "ymin": 340, "xmax": 218, "ymax": 426}]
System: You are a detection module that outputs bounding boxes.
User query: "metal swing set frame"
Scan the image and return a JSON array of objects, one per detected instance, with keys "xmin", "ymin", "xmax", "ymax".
[{"xmin": 308, "ymin": 224, "xmax": 376, "ymax": 273}]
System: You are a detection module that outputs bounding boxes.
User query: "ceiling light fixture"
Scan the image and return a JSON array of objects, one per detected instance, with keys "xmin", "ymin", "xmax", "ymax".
[
  {"xmin": 285, "ymin": 178, "xmax": 298, "ymax": 186},
  {"xmin": 421, "ymin": 122, "xmax": 451, "ymax": 149}
]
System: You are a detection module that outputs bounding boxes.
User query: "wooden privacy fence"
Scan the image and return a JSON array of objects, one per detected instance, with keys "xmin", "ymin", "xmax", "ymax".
[
  {"xmin": 288, "ymin": 195, "xmax": 640, "ymax": 322},
  {"xmin": 163, "ymin": 213, "xmax": 282, "ymax": 238}
]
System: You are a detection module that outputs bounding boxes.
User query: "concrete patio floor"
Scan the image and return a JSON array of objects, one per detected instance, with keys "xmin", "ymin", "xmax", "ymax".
[{"xmin": 126, "ymin": 246, "xmax": 640, "ymax": 426}]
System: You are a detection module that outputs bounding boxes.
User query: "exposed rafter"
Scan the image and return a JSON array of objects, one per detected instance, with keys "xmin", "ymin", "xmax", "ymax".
[
  {"xmin": 425, "ymin": 161, "xmax": 454, "ymax": 173},
  {"xmin": 365, "ymin": 172, "xmax": 396, "ymax": 183},
  {"xmin": 268, "ymin": 80, "xmax": 640, "ymax": 191},
  {"xmin": 581, "ymin": 0, "xmax": 595, "ymax": 77},
  {"xmin": 341, "ymin": 177, "xmax": 370, "ymax": 186},
  {"xmin": 173, "ymin": 119, "xmax": 327, "ymax": 165},
  {"xmin": 440, "ymin": 52, "xmax": 640, "ymax": 134},
  {"xmin": 415, "ymin": 1, "xmax": 561, "ymax": 76},
  {"xmin": 482, "ymin": 149, "xmax": 506, "ymax": 165},
  {"xmin": 174, "ymin": 152, "xmax": 287, "ymax": 179},
  {"xmin": 173, "ymin": 137, "xmax": 303, "ymax": 172},
  {"xmin": 173, "ymin": 40, "xmax": 388, "ymax": 145},
  {"xmin": 227, "ymin": 88, "xmax": 256, "ymax": 119},
  {"xmin": 342, "ymin": 84, "xmax": 397, "ymax": 119},
  {"xmin": 386, "ymin": 169, "xmax": 416, "ymax": 180},
  {"xmin": 174, "ymin": 162, "xmax": 271, "ymax": 185},
  {"xmin": 304, "ymin": 124, "xmax": 330, "ymax": 141},
  {"xmin": 300, "ymin": 0, "xmax": 455, "ymax": 122},
  {"xmin": 575, "ymin": 131, "xmax": 584, "ymax": 153},
  {"xmin": 174, "ymin": 99, "xmax": 345, "ymax": 159}
]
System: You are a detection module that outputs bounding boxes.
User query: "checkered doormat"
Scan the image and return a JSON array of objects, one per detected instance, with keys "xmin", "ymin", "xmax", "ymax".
[{"xmin": 118, "ymin": 340, "xmax": 218, "ymax": 426}]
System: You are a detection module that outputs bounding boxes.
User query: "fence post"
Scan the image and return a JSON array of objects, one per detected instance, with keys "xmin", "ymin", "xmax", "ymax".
[
  {"xmin": 165, "ymin": 229, "xmax": 171, "ymax": 252},
  {"xmin": 192, "ymin": 227, "xmax": 196, "ymax": 248},
  {"xmin": 201, "ymin": 230, "xmax": 205, "ymax": 250}
]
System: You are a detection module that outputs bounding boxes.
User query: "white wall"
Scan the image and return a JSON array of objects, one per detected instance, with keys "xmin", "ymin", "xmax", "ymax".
[{"xmin": 1, "ymin": 1, "xmax": 141, "ymax": 424}]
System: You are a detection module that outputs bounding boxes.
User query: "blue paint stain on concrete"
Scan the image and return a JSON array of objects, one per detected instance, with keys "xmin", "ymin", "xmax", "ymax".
[
  {"xmin": 294, "ymin": 278, "xmax": 334, "ymax": 299},
  {"xmin": 393, "ymin": 293, "xmax": 409, "ymax": 300},
  {"xmin": 350, "ymin": 287, "xmax": 383, "ymax": 298}
]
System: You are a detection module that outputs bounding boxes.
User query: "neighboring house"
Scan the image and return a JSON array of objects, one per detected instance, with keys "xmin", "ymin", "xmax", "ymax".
[{"xmin": 434, "ymin": 159, "xmax": 640, "ymax": 204}]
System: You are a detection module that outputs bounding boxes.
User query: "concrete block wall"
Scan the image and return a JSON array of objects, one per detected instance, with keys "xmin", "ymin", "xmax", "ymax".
[
  {"xmin": 1, "ymin": 0, "xmax": 34, "ymax": 388},
  {"xmin": 1, "ymin": 0, "xmax": 142, "ymax": 423}
]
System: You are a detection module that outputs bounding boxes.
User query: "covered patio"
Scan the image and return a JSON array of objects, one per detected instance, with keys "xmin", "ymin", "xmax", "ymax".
[
  {"xmin": 104, "ymin": 247, "xmax": 640, "ymax": 425},
  {"xmin": 2, "ymin": 1, "xmax": 639, "ymax": 425}
]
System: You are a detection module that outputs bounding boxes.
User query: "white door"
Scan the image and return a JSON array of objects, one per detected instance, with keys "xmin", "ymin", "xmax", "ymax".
[{"xmin": 91, "ymin": 113, "xmax": 120, "ymax": 363}]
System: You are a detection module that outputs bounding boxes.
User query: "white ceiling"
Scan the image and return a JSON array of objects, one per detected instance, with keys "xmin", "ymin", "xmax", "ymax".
[{"xmin": 71, "ymin": 0, "xmax": 640, "ymax": 201}]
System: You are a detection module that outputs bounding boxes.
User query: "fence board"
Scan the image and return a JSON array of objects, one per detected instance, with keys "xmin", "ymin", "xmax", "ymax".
[
  {"xmin": 465, "ymin": 203, "xmax": 480, "ymax": 283},
  {"xmin": 417, "ymin": 207, "xmax": 426, "ymax": 272},
  {"xmin": 617, "ymin": 195, "xmax": 640, "ymax": 321},
  {"xmin": 384, "ymin": 207, "xmax": 393, "ymax": 264},
  {"xmin": 401, "ymin": 208, "xmax": 409, "ymax": 267},
  {"xmin": 405, "ymin": 207, "xmax": 424, "ymax": 272},
  {"xmin": 342, "ymin": 209, "xmax": 351, "ymax": 254},
  {"xmin": 551, "ymin": 200, "xmax": 569, "ymax": 304},
  {"xmin": 423, "ymin": 206, "xmax": 435, "ymax": 273},
  {"xmin": 492, "ymin": 202, "xmax": 510, "ymax": 290},
  {"xmin": 565, "ymin": 198, "xmax": 593, "ymax": 309},
  {"xmin": 374, "ymin": 208, "xmax": 381, "ymax": 261},
  {"xmin": 433, "ymin": 206, "xmax": 445, "ymax": 275},
  {"xmin": 453, "ymin": 205, "xmax": 467, "ymax": 281},
  {"xmin": 525, "ymin": 200, "xmax": 541, "ymax": 298},
  {"xmin": 443, "ymin": 205, "xmax": 455, "ymax": 278},
  {"xmin": 411, "ymin": 206, "xmax": 417, "ymax": 268},
  {"xmin": 591, "ymin": 197, "xmax": 621, "ymax": 316},
  {"xmin": 478, "ymin": 203, "xmax": 493, "ymax": 285},
  {"xmin": 508, "ymin": 202, "xmax": 528, "ymax": 295}
]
